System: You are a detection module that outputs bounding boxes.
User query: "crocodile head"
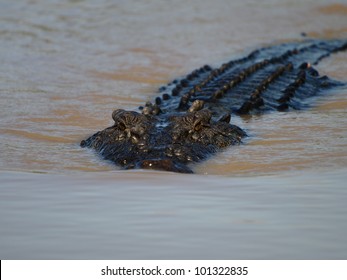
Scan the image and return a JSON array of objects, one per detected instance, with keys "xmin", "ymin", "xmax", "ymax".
[{"xmin": 81, "ymin": 108, "xmax": 245, "ymax": 173}]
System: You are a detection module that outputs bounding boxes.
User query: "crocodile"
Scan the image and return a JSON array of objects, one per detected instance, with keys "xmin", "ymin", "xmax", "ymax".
[{"xmin": 81, "ymin": 39, "xmax": 347, "ymax": 173}]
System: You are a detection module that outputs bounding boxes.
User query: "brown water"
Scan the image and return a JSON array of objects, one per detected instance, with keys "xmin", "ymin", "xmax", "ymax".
[{"xmin": 1, "ymin": 0, "xmax": 347, "ymax": 259}]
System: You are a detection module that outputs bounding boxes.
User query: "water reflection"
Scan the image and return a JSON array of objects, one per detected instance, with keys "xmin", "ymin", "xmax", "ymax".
[{"xmin": 1, "ymin": 169, "xmax": 347, "ymax": 259}]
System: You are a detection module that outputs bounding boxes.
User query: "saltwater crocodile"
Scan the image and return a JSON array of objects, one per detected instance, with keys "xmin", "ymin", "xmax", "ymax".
[{"xmin": 81, "ymin": 39, "xmax": 347, "ymax": 173}]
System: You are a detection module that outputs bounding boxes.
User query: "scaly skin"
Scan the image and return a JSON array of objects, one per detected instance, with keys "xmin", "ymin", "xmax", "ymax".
[{"xmin": 81, "ymin": 39, "xmax": 347, "ymax": 173}]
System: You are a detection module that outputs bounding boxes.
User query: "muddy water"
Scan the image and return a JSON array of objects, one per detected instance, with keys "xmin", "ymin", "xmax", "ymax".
[{"xmin": 1, "ymin": 0, "xmax": 347, "ymax": 259}]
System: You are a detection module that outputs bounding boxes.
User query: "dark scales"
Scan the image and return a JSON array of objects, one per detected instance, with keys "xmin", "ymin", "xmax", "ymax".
[{"xmin": 81, "ymin": 39, "xmax": 347, "ymax": 173}]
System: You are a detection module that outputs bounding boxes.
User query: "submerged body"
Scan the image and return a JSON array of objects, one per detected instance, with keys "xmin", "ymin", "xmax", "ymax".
[{"xmin": 81, "ymin": 39, "xmax": 347, "ymax": 173}]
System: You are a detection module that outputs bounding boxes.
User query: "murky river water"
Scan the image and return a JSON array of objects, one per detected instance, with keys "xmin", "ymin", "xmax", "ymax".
[{"xmin": 1, "ymin": 0, "xmax": 347, "ymax": 259}]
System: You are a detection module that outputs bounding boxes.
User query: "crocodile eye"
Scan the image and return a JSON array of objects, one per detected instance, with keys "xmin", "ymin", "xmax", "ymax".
[
  {"xmin": 112, "ymin": 109, "xmax": 139, "ymax": 131},
  {"xmin": 192, "ymin": 109, "xmax": 212, "ymax": 131},
  {"xmin": 112, "ymin": 109, "xmax": 125, "ymax": 121},
  {"xmin": 194, "ymin": 120, "xmax": 203, "ymax": 131},
  {"xmin": 111, "ymin": 109, "xmax": 150, "ymax": 143},
  {"xmin": 117, "ymin": 121, "xmax": 126, "ymax": 131},
  {"xmin": 112, "ymin": 109, "xmax": 127, "ymax": 131}
]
